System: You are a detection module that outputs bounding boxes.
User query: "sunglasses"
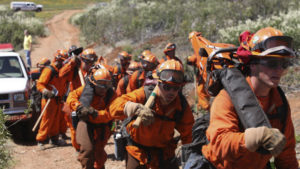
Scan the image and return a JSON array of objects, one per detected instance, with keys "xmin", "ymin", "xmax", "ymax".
[
  {"xmin": 159, "ymin": 82, "xmax": 181, "ymax": 92},
  {"xmin": 258, "ymin": 58, "xmax": 290, "ymax": 69}
]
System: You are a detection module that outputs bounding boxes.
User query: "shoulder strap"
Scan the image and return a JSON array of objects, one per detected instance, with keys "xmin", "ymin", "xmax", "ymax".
[
  {"xmin": 174, "ymin": 92, "xmax": 188, "ymax": 123},
  {"xmin": 123, "ymin": 75, "xmax": 129, "ymax": 92},
  {"xmin": 136, "ymin": 69, "xmax": 144, "ymax": 88},
  {"xmin": 267, "ymin": 86, "xmax": 288, "ymax": 133},
  {"xmin": 46, "ymin": 65, "xmax": 58, "ymax": 81},
  {"xmin": 105, "ymin": 88, "xmax": 115, "ymax": 105},
  {"xmin": 162, "ymin": 55, "xmax": 167, "ymax": 61},
  {"xmin": 117, "ymin": 63, "xmax": 122, "ymax": 74}
]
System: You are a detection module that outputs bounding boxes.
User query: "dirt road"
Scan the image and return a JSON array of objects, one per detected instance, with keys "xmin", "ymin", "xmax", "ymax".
[
  {"xmin": 31, "ymin": 10, "xmax": 81, "ymax": 67},
  {"xmin": 8, "ymin": 9, "xmax": 300, "ymax": 169}
]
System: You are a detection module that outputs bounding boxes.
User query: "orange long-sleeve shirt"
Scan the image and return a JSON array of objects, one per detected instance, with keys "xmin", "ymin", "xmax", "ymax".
[
  {"xmin": 126, "ymin": 70, "xmax": 145, "ymax": 93},
  {"xmin": 112, "ymin": 64, "xmax": 127, "ymax": 86},
  {"xmin": 202, "ymin": 78, "xmax": 298, "ymax": 169},
  {"xmin": 37, "ymin": 63, "xmax": 67, "ymax": 97},
  {"xmin": 66, "ymin": 86, "xmax": 115, "ymax": 124},
  {"xmin": 59, "ymin": 58, "xmax": 88, "ymax": 91},
  {"xmin": 109, "ymin": 87, "xmax": 194, "ymax": 147},
  {"xmin": 116, "ymin": 75, "xmax": 130, "ymax": 96}
]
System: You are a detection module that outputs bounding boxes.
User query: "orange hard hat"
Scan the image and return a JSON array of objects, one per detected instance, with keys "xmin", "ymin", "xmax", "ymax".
[
  {"xmin": 80, "ymin": 48, "xmax": 98, "ymax": 62},
  {"xmin": 126, "ymin": 61, "xmax": 141, "ymax": 75},
  {"xmin": 141, "ymin": 54, "xmax": 159, "ymax": 71},
  {"xmin": 127, "ymin": 61, "xmax": 141, "ymax": 71},
  {"xmin": 163, "ymin": 43, "xmax": 176, "ymax": 53},
  {"xmin": 153, "ymin": 59, "xmax": 184, "ymax": 85},
  {"xmin": 37, "ymin": 57, "xmax": 50, "ymax": 68},
  {"xmin": 89, "ymin": 68, "xmax": 112, "ymax": 88},
  {"xmin": 118, "ymin": 51, "xmax": 131, "ymax": 60},
  {"xmin": 140, "ymin": 50, "xmax": 152, "ymax": 59},
  {"xmin": 143, "ymin": 53, "xmax": 158, "ymax": 64},
  {"xmin": 249, "ymin": 27, "xmax": 295, "ymax": 58},
  {"xmin": 54, "ymin": 49, "xmax": 68, "ymax": 61}
]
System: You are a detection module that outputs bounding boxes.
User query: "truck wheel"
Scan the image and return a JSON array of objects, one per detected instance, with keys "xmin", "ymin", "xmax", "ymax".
[
  {"xmin": 15, "ymin": 8, "xmax": 20, "ymax": 12},
  {"xmin": 36, "ymin": 8, "xmax": 42, "ymax": 12}
]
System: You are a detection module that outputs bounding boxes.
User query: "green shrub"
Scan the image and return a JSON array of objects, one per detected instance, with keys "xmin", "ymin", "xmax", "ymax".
[
  {"xmin": 72, "ymin": 0, "xmax": 300, "ymax": 46},
  {"xmin": 0, "ymin": 8, "xmax": 45, "ymax": 51},
  {"xmin": 0, "ymin": 109, "xmax": 11, "ymax": 169},
  {"xmin": 218, "ymin": 9, "xmax": 300, "ymax": 51}
]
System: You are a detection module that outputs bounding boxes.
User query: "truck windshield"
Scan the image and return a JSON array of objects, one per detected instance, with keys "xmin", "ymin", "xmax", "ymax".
[{"xmin": 0, "ymin": 57, "xmax": 24, "ymax": 78}]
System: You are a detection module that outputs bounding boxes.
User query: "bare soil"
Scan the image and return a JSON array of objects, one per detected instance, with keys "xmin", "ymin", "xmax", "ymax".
[{"xmin": 8, "ymin": 10, "xmax": 300, "ymax": 169}]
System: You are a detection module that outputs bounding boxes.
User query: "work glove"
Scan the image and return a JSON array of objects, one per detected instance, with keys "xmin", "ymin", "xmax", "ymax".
[
  {"xmin": 124, "ymin": 101, "xmax": 145, "ymax": 117},
  {"xmin": 138, "ymin": 107, "xmax": 155, "ymax": 126},
  {"xmin": 244, "ymin": 126, "xmax": 286, "ymax": 156},
  {"xmin": 124, "ymin": 101, "xmax": 155, "ymax": 126},
  {"xmin": 76, "ymin": 105, "xmax": 90, "ymax": 121},
  {"xmin": 42, "ymin": 89, "xmax": 55, "ymax": 99},
  {"xmin": 87, "ymin": 106, "xmax": 98, "ymax": 119},
  {"xmin": 76, "ymin": 105, "xmax": 98, "ymax": 121}
]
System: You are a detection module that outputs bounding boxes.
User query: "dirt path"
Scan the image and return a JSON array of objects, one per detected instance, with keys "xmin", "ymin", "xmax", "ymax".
[{"xmin": 31, "ymin": 10, "xmax": 81, "ymax": 67}]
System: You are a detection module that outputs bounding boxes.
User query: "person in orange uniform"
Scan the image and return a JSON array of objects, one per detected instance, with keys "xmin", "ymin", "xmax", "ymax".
[
  {"xmin": 126, "ymin": 53, "xmax": 159, "ymax": 93},
  {"xmin": 116, "ymin": 61, "xmax": 141, "ymax": 96},
  {"xmin": 138, "ymin": 49, "xmax": 152, "ymax": 60},
  {"xmin": 30, "ymin": 57, "xmax": 51, "ymax": 80},
  {"xmin": 67, "ymin": 68, "xmax": 116, "ymax": 169},
  {"xmin": 30, "ymin": 57, "xmax": 51, "ymax": 113},
  {"xmin": 55, "ymin": 49, "xmax": 70, "ymax": 138},
  {"xmin": 112, "ymin": 51, "xmax": 132, "ymax": 87},
  {"xmin": 59, "ymin": 48, "xmax": 98, "ymax": 150},
  {"xmin": 160, "ymin": 43, "xmax": 182, "ymax": 64},
  {"xmin": 109, "ymin": 59, "xmax": 194, "ymax": 169},
  {"xmin": 186, "ymin": 54, "xmax": 210, "ymax": 110},
  {"xmin": 36, "ymin": 50, "xmax": 68, "ymax": 149},
  {"xmin": 201, "ymin": 27, "xmax": 298, "ymax": 169}
]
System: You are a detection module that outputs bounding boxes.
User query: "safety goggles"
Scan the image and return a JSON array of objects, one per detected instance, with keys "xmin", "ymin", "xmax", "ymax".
[
  {"xmin": 55, "ymin": 55, "xmax": 66, "ymax": 62},
  {"xmin": 82, "ymin": 54, "xmax": 97, "ymax": 62},
  {"xmin": 118, "ymin": 54, "xmax": 131, "ymax": 61},
  {"xmin": 141, "ymin": 60, "xmax": 157, "ymax": 70},
  {"xmin": 159, "ymin": 82, "xmax": 181, "ymax": 92},
  {"xmin": 158, "ymin": 70, "xmax": 184, "ymax": 84},
  {"xmin": 165, "ymin": 44, "xmax": 176, "ymax": 51},
  {"xmin": 90, "ymin": 76, "xmax": 112, "ymax": 88},
  {"xmin": 258, "ymin": 58, "xmax": 291, "ymax": 69},
  {"xmin": 252, "ymin": 36, "xmax": 295, "ymax": 56}
]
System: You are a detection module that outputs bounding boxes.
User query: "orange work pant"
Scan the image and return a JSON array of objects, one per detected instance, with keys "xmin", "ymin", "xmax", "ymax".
[
  {"xmin": 36, "ymin": 98, "xmax": 62, "ymax": 142},
  {"xmin": 60, "ymin": 102, "xmax": 68, "ymax": 135},
  {"xmin": 62, "ymin": 102, "xmax": 80, "ymax": 150}
]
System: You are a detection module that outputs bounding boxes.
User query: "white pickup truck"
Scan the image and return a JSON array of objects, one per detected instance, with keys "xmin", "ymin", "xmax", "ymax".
[
  {"xmin": 10, "ymin": 1, "xmax": 43, "ymax": 12},
  {"xmin": 0, "ymin": 51, "xmax": 39, "ymax": 141}
]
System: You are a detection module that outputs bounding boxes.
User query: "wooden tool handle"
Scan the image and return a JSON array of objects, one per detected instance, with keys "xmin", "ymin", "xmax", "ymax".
[{"xmin": 132, "ymin": 85, "xmax": 158, "ymax": 128}]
